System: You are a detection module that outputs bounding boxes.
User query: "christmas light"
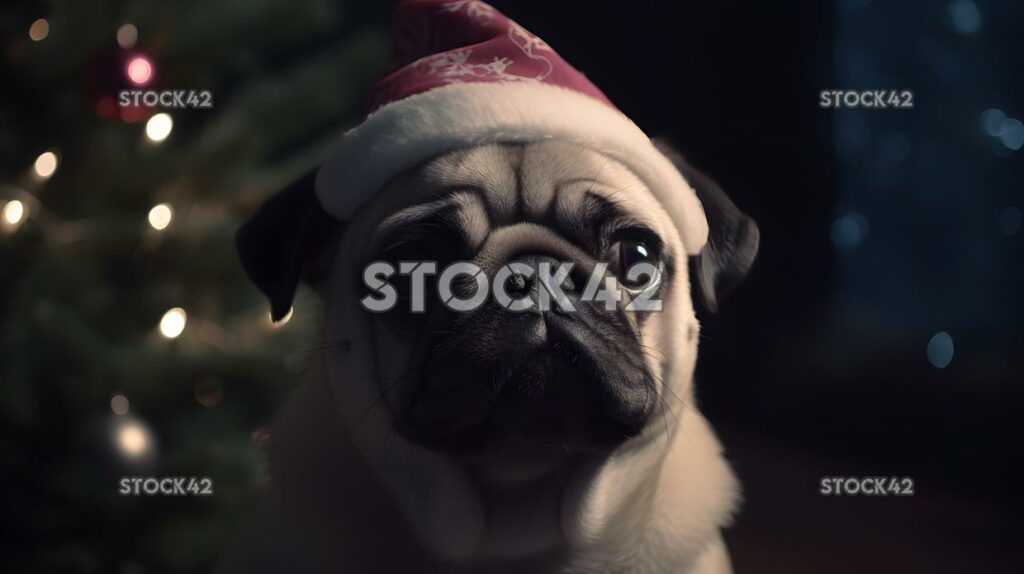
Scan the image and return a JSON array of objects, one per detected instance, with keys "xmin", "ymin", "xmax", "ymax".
[
  {"xmin": 117, "ymin": 420, "xmax": 151, "ymax": 457},
  {"xmin": 999, "ymin": 118, "xmax": 1024, "ymax": 151},
  {"xmin": 270, "ymin": 307, "xmax": 293, "ymax": 327},
  {"xmin": 948, "ymin": 0, "xmax": 981, "ymax": 35},
  {"xmin": 194, "ymin": 379, "xmax": 223, "ymax": 408},
  {"xmin": 831, "ymin": 212, "xmax": 869, "ymax": 250},
  {"xmin": 159, "ymin": 307, "xmax": 187, "ymax": 338},
  {"xmin": 33, "ymin": 150, "xmax": 58, "ymax": 179},
  {"xmin": 145, "ymin": 113, "xmax": 173, "ymax": 143},
  {"xmin": 95, "ymin": 95, "xmax": 118, "ymax": 119},
  {"xmin": 117, "ymin": 23, "xmax": 138, "ymax": 49},
  {"xmin": 29, "ymin": 18, "xmax": 49, "ymax": 41},
  {"xmin": 980, "ymin": 108, "xmax": 1006, "ymax": 136},
  {"xmin": 926, "ymin": 332, "xmax": 954, "ymax": 369},
  {"xmin": 2, "ymin": 200, "xmax": 26, "ymax": 230},
  {"xmin": 126, "ymin": 55, "xmax": 153, "ymax": 86},
  {"xmin": 111, "ymin": 394, "xmax": 130, "ymax": 415},
  {"xmin": 148, "ymin": 203, "xmax": 173, "ymax": 230},
  {"xmin": 120, "ymin": 106, "xmax": 145, "ymax": 124}
]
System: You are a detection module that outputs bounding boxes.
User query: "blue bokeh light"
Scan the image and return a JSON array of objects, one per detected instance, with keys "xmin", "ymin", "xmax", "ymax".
[
  {"xmin": 998, "ymin": 118, "xmax": 1024, "ymax": 150},
  {"xmin": 979, "ymin": 108, "xmax": 1006, "ymax": 136},
  {"xmin": 927, "ymin": 332, "xmax": 955, "ymax": 368},
  {"xmin": 831, "ymin": 212, "xmax": 870, "ymax": 250},
  {"xmin": 948, "ymin": 1, "xmax": 981, "ymax": 35}
]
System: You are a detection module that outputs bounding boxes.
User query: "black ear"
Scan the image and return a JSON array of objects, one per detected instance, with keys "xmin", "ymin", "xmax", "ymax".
[
  {"xmin": 655, "ymin": 141, "xmax": 760, "ymax": 313},
  {"xmin": 236, "ymin": 171, "xmax": 341, "ymax": 321}
]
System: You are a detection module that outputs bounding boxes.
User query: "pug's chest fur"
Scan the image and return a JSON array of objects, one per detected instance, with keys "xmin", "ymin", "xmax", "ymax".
[{"xmin": 219, "ymin": 373, "xmax": 734, "ymax": 574}]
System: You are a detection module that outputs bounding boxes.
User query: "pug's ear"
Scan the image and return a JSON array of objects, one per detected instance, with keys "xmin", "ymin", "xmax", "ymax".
[
  {"xmin": 236, "ymin": 170, "xmax": 342, "ymax": 321},
  {"xmin": 654, "ymin": 140, "xmax": 760, "ymax": 313}
]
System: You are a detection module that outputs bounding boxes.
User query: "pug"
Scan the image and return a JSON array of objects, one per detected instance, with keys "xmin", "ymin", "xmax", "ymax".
[{"xmin": 220, "ymin": 139, "xmax": 758, "ymax": 574}]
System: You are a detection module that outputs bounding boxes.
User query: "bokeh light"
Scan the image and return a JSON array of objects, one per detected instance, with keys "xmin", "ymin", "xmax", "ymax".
[
  {"xmin": 33, "ymin": 150, "xmax": 58, "ymax": 179},
  {"xmin": 980, "ymin": 108, "xmax": 1006, "ymax": 136},
  {"xmin": 979, "ymin": 108, "xmax": 1024, "ymax": 150},
  {"xmin": 158, "ymin": 307, "xmax": 187, "ymax": 339},
  {"xmin": 194, "ymin": 378, "xmax": 224, "ymax": 408},
  {"xmin": 28, "ymin": 18, "xmax": 49, "ymax": 41},
  {"xmin": 117, "ymin": 420, "xmax": 151, "ymax": 457},
  {"xmin": 948, "ymin": 0, "xmax": 981, "ymax": 35},
  {"xmin": 126, "ymin": 56, "xmax": 153, "ymax": 85},
  {"xmin": 145, "ymin": 113, "xmax": 173, "ymax": 143},
  {"xmin": 95, "ymin": 95, "xmax": 118, "ymax": 119},
  {"xmin": 831, "ymin": 212, "xmax": 870, "ymax": 250},
  {"xmin": 927, "ymin": 332, "xmax": 955, "ymax": 369},
  {"xmin": 117, "ymin": 23, "xmax": 138, "ymax": 49},
  {"xmin": 997, "ymin": 118, "xmax": 1024, "ymax": 151},
  {"xmin": 147, "ymin": 203, "xmax": 173, "ymax": 230},
  {"xmin": 120, "ymin": 106, "xmax": 145, "ymax": 124},
  {"xmin": 111, "ymin": 394, "xmax": 130, "ymax": 415},
  {"xmin": 2, "ymin": 200, "xmax": 26, "ymax": 230}
]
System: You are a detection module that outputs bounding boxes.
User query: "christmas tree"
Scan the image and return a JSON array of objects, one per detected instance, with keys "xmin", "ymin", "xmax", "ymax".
[{"xmin": 0, "ymin": 1, "xmax": 387, "ymax": 571}]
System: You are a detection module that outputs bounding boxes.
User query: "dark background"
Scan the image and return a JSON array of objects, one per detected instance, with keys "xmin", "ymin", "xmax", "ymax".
[
  {"xmin": 493, "ymin": 2, "xmax": 1023, "ymax": 570},
  {"xmin": 2, "ymin": 0, "xmax": 1021, "ymax": 572},
  {"xmin": 508, "ymin": 1, "xmax": 1022, "ymax": 572}
]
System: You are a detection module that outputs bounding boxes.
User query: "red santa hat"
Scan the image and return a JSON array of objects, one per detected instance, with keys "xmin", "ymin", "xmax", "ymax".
[{"xmin": 316, "ymin": 0, "xmax": 709, "ymax": 254}]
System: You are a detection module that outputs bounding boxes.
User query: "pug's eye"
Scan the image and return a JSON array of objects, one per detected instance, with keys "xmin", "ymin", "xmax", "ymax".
[{"xmin": 606, "ymin": 236, "xmax": 662, "ymax": 290}]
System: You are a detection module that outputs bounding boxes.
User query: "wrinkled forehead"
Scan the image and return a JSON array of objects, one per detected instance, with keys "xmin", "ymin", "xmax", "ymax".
[{"xmin": 350, "ymin": 141, "xmax": 681, "ymax": 255}]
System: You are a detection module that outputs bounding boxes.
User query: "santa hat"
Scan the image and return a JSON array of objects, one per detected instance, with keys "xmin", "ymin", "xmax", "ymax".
[{"xmin": 315, "ymin": 0, "xmax": 708, "ymax": 254}]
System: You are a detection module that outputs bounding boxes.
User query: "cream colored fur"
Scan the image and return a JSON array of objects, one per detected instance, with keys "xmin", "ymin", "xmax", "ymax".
[{"xmin": 220, "ymin": 143, "xmax": 739, "ymax": 574}]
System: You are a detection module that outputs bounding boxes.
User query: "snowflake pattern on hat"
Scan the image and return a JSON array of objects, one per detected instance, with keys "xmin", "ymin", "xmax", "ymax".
[
  {"xmin": 367, "ymin": 0, "xmax": 610, "ymax": 113},
  {"xmin": 439, "ymin": 0, "xmax": 495, "ymax": 23}
]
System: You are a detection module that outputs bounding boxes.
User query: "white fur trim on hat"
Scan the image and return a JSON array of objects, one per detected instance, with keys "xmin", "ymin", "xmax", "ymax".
[{"xmin": 315, "ymin": 81, "xmax": 709, "ymax": 255}]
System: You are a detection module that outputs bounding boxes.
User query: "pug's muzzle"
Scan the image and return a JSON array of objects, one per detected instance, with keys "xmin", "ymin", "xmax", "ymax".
[{"xmin": 393, "ymin": 253, "xmax": 659, "ymax": 455}]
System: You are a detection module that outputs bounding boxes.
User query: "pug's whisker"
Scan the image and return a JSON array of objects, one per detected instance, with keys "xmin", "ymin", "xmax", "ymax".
[
  {"xmin": 659, "ymin": 396, "xmax": 672, "ymax": 450},
  {"xmin": 676, "ymin": 407, "xmax": 698, "ymax": 452},
  {"xmin": 651, "ymin": 382, "xmax": 697, "ymax": 453},
  {"xmin": 696, "ymin": 332, "xmax": 718, "ymax": 344},
  {"xmin": 662, "ymin": 384, "xmax": 700, "ymax": 419},
  {"xmin": 349, "ymin": 366, "xmax": 418, "ymax": 436},
  {"xmin": 639, "ymin": 358, "xmax": 700, "ymax": 420},
  {"xmin": 635, "ymin": 342, "xmax": 669, "ymax": 363},
  {"xmin": 384, "ymin": 422, "xmax": 402, "ymax": 464}
]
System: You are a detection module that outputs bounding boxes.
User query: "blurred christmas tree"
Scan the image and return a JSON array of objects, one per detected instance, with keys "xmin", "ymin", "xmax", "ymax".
[{"xmin": 0, "ymin": 1, "xmax": 387, "ymax": 572}]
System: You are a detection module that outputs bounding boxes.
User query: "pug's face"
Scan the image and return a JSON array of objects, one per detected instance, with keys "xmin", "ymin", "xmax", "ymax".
[
  {"xmin": 238, "ymin": 138, "xmax": 757, "ymax": 479},
  {"xmin": 349, "ymin": 141, "xmax": 697, "ymax": 459}
]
